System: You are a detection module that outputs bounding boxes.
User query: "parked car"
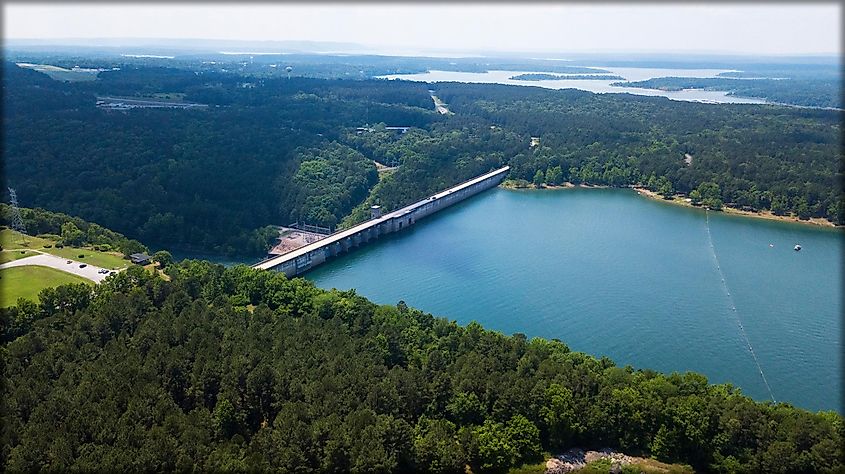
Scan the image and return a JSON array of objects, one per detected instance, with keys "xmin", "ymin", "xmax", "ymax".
[
  {"xmin": 79, "ymin": 264, "xmax": 87, "ymax": 268},
  {"xmin": 66, "ymin": 260, "xmax": 72, "ymax": 264}
]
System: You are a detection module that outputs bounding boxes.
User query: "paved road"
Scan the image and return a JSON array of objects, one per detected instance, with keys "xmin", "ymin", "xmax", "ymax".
[{"xmin": 0, "ymin": 252, "xmax": 115, "ymax": 283}]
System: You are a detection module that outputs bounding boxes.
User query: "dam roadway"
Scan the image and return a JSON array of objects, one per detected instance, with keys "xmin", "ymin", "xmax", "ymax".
[{"xmin": 253, "ymin": 166, "xmax": 510, "ymax": 276}]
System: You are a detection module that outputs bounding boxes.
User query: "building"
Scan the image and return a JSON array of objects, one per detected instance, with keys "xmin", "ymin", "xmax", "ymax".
[{"xmin": 129, "ymin": 253, "xmax": 152, "ymax": 265}]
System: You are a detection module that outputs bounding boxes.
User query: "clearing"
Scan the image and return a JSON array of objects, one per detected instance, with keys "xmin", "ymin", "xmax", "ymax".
[
  {"xmin": 0, "ymin": 266, "xmax": 93, "ymax": 307},
  {"xmin": 1, "ymin": 228, "xmax": 130, "ymax": 270}
]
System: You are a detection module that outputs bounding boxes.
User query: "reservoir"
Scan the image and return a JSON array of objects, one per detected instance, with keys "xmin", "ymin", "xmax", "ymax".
[
  {"xmin": 378, "ymin": 68, "xmax": 769, "ymax": 104},
  {"xmin": 306, "ymin": 187, "xmax": 842, "ymax": 413}
]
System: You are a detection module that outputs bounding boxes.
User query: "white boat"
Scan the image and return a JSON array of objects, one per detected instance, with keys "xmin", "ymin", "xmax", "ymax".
[{"xmin": 794, "ymin": 244, "xmax": 802, "ymax": 251}]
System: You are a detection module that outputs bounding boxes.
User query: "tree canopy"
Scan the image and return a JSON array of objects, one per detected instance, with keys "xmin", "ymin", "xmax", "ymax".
[{"xmin": 1, "ymin": 263, "xmax": 841, "ymax": 472}]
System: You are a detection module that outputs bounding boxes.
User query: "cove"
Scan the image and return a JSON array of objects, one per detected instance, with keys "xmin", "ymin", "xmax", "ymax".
[{"xmin": 306, "ymin": 187, "xmax": 843, "ymax": 413}]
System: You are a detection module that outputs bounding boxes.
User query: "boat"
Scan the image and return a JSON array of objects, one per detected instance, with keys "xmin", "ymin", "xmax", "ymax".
[{"xmin": 794, "ymin": 244, "xmax": 802, "ymax": 251}]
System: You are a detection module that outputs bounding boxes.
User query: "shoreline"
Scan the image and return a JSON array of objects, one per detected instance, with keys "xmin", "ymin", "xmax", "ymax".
[
  {"xmin": 500, "ymin": 179, "xmax": 608, "ymax": 191},
  {"xmin": 500, "ymin": 179, "xmax": 839, "ymax": 229},
  {"xmin": 631, "ymin": 186, "xmax": 838, "ymax": 228}
]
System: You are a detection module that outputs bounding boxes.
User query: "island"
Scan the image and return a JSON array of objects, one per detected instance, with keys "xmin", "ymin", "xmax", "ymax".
[{"xmin": 510, "ymin": 73, "xmax": 625, "ymax": 81}]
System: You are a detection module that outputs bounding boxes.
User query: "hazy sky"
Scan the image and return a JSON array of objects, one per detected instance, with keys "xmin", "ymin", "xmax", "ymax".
[{"xmin": 4, "ymin": 3, "xmax": 841, "ymax": 56}]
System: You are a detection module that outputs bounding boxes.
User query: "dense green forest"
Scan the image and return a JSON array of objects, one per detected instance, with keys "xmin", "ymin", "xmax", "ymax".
[
  {"xmin": 1, "ymin": 262, "xmax": 842, "ymax": 472},
  {"xmin": 281, "ymin": 143, "xmax": 378, "ymax": 229},
  {"xmin": 612, "ymin": 77, "xmax": 841, "ymax": 109},
  {"xmin": 2, "ymin": 62, "xmax": 437, "ymax": 255},
  {"xmin": 430, "ymin": 83, "xmax": 843, "ymax": 223},
  {"xmin": 4, "ymin": 60, "xmax": 843, "ymax": 260}
]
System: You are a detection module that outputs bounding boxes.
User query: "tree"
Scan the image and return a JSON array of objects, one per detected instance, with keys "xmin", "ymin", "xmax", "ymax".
[
  {"xmin": 119, "ymin": 239, "xmax": 148, "ymax": 257},
  {"xmin": 470, "ymin": 420, "xmax": 517, "ymax": 473},
  {"xmin": 697, "ymin": 182, "xmax": 723, "ymax": 210},
  {"xmin": 533, "ymin": 169, "xmax": 545, "ymax": 187},
  {"xmin": 213, "ymin": 399, "xmax": 240, "ymax": 439},
  {"xmin": 646, "ymin": 173, "xmax": 658, "ymax": 191},
  {"xmin": 505, "ymin": 415, "xmax": 542, "ymax": 465},
  {"xmin": 413, "ymin": 418, "xmax": 465, "ymax": 473},
  {"xmin": 541, "ymin": 384, "xmax": 579, "ymax": 449},
  {"xmin": 770, "ymin": 195, "xmax": 789, "ymax": 215},
  {"xmin": 689, "ymin": 189, "xmax": 702, "ymax": 205},
  {"xmin": 794, "ymin": 197, "xmax": 811, "ymax": 220},
  {"xmin": 60, "ymin": 222, "xmax": 85, "ymax": 247},
  {"xmin": 545, "ymin": 166, "xmax": 563, "ymax": 186},
  {"xmin": 153, "ymin": 250, "xmax": 174, "ymax": 268},
  {"xmin": 656, "ymin": 176, "xmax": 674, "ymax": 198},
  {"xmin": 446, "ymin": 392, "xmax": 484, "ymax": 425}
]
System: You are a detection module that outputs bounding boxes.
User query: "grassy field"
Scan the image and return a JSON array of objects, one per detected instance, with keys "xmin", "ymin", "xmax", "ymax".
[
  {"xmin": 0, "ymin": 249, "xmax": 39, "ymax": 264},
  {"xmin": 42, "ymin": 246, "xmax": 129, "ymax": 270},
  {"xmin": 1, "ymin": 228, "xmax": 130, "ymax": 270},
  {"xmin": 507, "ymin": 461, "xmax": 546, "ymax": 474},
  {"xmin": 0, "ymin": 266, "xmax": 93, "ymax": 307},
  {"xmin": 0, "ymin": 229, "xmax": 53, "ymax": 248}
]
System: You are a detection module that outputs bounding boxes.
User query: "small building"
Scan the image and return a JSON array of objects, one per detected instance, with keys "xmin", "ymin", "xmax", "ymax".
[
  {"xmin": 129, "ymin": 253, "xmax": 152, "ymax": 265},
  {"xmin": 530, "ymin": 137, "xmax": 541, "ymax": 148},
  {"xmin": 370, "ymin": 205, "xmax": 382, "ymax": 219}
]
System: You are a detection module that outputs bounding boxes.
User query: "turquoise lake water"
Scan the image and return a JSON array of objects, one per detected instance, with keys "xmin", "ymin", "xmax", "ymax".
[{"xmin": 303, "ymin": 187, "xmax": 842, "ymax": 413}]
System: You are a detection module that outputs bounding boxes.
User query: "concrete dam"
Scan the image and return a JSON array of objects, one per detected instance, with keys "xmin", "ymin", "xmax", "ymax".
[{"xmin": 253, "ymin": 166, "xmax": 510, "ymax": 276}]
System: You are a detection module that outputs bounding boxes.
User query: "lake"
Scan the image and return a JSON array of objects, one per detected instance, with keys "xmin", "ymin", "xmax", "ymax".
[
  {"xmin": 378, "ymin": 68, "xmax": 769, "ymax": 104},
  {"xmin": 304, "ymin": 187, "xmax": 842, "ymax": 412}
]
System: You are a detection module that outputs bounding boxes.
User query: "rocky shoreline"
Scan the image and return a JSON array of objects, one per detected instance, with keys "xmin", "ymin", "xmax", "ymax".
[
  {"xmin": 544, "ymin": 447, "xmax": 691, "ymax": 473},
  {"xmin": 545, "ymin": 448, "xmax": 637, "ymax": 473}
]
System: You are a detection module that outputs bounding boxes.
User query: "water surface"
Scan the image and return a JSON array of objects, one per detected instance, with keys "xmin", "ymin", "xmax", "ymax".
[
  {"xmin": 306, "ymin": 188, "xmax": 842, "ymax": 412},
  {"xmin": 379, "ymin": 68, "xmax": 768, "ymax": 104}
]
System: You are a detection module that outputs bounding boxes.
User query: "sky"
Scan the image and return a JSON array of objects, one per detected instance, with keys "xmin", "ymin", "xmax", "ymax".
[{"xmin": 4, "ymin": 3, "xmax": 841, "ymax": 56}]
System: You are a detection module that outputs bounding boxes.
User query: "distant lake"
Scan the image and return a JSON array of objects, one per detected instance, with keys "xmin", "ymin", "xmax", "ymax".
[
  {"xmin": 378, "ymin": 68, "xmax": 769, "ymax": 104},
  {"xmin": 305, "ymin": 188, "xmax": 842, "ymax": 413}
]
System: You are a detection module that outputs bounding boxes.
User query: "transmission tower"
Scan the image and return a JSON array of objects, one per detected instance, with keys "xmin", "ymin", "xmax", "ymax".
[{"xmin": 8, "ymin": 188, "xmax": 28, "ymax": 244}]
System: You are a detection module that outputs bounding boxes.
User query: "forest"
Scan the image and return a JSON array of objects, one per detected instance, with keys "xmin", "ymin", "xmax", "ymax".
[
  {"xmin": 3, "ymin": 60, "xmax": 843, "ymax": 260},
  {"xmin": 430, "ymin": 83, "xmax": 843, "ymax": 223},
  {"xmin": 1, "ymin": 261, "xmax": 842, "ymax": 472},
  {"xmin": 2, "ymin": 62, "xmax": 437, "ymax": 256}
]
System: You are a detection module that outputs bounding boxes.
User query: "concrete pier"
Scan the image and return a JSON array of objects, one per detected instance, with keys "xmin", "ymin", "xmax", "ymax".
[{"xmin": 253, "ymin": 166, "xmax": 510, "ymax": 276}]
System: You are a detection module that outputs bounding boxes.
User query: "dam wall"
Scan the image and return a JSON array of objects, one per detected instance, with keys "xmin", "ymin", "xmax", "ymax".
[{"xmin": 253, "ymin": 166, "xmax": 510, "ymax": 277}]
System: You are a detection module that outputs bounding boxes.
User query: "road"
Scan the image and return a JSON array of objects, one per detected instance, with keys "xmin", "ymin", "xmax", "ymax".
[
  {"xmin": 428, "ymin": 91, "xmax": 452, "ymax": 115},
  {"xmin": 0, "ymin": 252, "xmax": 115, "ymax": 283}
]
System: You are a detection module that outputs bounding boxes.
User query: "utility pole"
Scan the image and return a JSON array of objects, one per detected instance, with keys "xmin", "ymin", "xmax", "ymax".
[{"xmin": 8, "ymin": 187, "xmax": 28, "ymax": 245}]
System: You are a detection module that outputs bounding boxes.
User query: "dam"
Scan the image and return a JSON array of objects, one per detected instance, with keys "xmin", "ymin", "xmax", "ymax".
[{"xmin": 253, "ymin": 166, "xmax": 510, "ymax": 276}]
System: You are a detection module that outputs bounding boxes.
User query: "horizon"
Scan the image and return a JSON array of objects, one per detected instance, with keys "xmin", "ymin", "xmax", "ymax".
[
  {"xmin": 4, "ymin": 3, "xmax": 841, "ymax": 56},
  {"xmin": 4, "ymin": 36, "xmax": 841, "ymax": 61}
]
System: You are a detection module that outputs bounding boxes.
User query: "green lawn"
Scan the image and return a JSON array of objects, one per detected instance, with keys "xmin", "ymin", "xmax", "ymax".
[
  {"xmin": 0, "ymin": 228, "xmax": 53, "ymax": 249},
  {"xmin": 507, "ymin": 461, "xmax": 547, "ymax": 474},
  {"xmin": 0, "ymin": 249, "xmax": 39, "ymax": 264},
  {"xmin": 1, "ymin": 228, "xmax": 129, "ymax": 270},
  {"xmin": 0, "ymin": 266, "xmax": 93, "ymax": 307},
  {"xmin": 41, "ymin": 246, "xmax": 129, "ymax": 270}
]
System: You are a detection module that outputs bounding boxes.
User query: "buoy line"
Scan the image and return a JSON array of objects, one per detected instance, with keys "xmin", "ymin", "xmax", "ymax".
[{"xmin": 705, "ymin": 210, "xmax": 776, "ymax": 402}]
